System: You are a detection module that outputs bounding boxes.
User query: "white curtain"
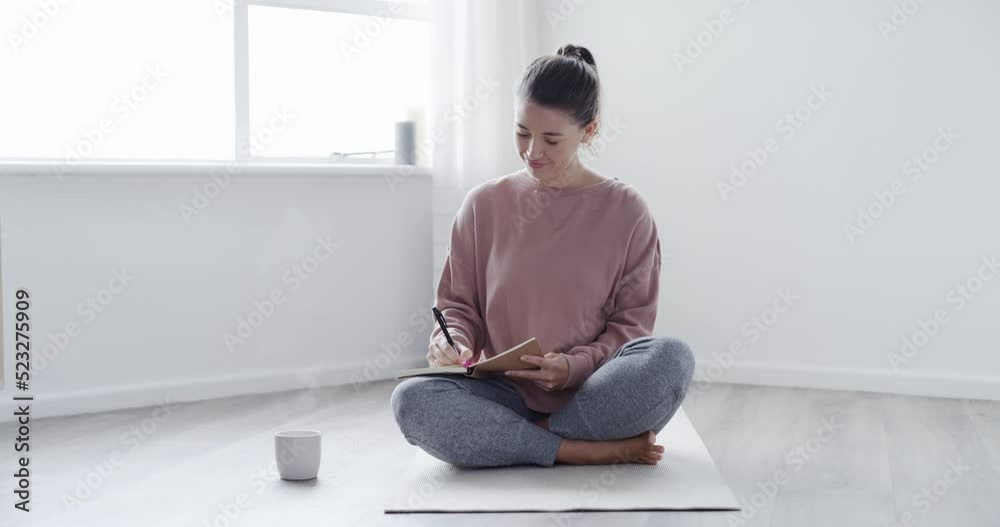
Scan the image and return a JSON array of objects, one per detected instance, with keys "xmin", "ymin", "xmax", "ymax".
[
  {"xmin": 426, "ymin": 0, "xmax": 541, "ymax": 283},
  {"xmin": 427, "ymin": 0, "xmax": 540, "ymax": 194}
]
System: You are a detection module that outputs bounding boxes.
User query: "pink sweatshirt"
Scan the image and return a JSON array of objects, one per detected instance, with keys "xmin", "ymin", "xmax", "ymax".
[{"xmin": 431, "ymin": 169, "xmax": 662, "ymax": 413}]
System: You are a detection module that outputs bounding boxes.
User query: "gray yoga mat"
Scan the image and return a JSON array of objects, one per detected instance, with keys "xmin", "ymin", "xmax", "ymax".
[{"xmin": 384, "ymin": 407, "xmax": 741, "ymax": 513}]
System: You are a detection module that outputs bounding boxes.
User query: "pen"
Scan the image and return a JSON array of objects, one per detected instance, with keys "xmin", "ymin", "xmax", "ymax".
[{"xmin": 431, "ymin": 306, "xmax": 472, "ymax": 367}]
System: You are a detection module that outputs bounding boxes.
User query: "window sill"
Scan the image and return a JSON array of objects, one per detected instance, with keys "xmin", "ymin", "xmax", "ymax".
[{"xmin": 0, "ymin": 160, "xmax": 432, "ymax": 179}]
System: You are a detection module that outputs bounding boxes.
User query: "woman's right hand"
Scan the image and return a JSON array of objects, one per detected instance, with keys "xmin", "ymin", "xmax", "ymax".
[{"xmin": 427, "ymin": 335, "xmax": 474, "ymax": 367}]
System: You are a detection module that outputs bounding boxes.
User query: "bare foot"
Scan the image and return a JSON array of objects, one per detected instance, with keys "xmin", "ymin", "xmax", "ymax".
[{"xmin": 555, "ymin": 431, "xmax": 664, "ymax": 465}]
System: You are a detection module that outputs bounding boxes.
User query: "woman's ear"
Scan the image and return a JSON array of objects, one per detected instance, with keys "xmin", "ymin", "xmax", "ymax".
[{"xmin": 582, "ymin": 119, "xmax": 600, "ymax": 145}]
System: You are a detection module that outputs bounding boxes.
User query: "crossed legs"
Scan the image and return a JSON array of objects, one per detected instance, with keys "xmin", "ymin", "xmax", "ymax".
[{"xmin": 390, "ymin": 336, "xmax": 695, "ymax": 468}]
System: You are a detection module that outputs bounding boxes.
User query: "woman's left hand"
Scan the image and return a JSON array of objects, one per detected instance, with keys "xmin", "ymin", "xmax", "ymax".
[{"xmin": 505, "ymin": 352, "xmax": 570, "ymax": 391}]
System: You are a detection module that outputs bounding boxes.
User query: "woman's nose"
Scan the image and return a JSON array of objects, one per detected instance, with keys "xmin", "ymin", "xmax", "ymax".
[{"xmin": 526, "ymin": 139, "xmax": 541, "ymax": 159}]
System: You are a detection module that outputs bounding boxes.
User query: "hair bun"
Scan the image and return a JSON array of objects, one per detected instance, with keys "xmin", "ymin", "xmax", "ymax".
[{"xmin": 556, "ymin": 44, "xmax": 596, "ymax": 68}]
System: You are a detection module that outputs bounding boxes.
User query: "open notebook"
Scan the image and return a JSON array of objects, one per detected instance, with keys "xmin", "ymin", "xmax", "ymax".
[{"xmin": 395, "ymin": 337, "xmax": 545, "ymax": 380}]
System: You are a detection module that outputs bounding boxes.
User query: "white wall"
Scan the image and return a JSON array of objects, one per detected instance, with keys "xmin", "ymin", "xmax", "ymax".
[
  {"xmin": 538, "ymin": 0, "xmax": 1000, "ymax": 400},
  {"xmin": 0, "ymin": 163, "xmax": 433, "ymax": 421}
]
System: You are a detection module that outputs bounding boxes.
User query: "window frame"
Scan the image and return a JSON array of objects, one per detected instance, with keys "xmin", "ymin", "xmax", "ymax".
[
  {"xmin": 0, "ymin": 0, "xmax": 429, "ymax": 167},
  {"xmin": 235, "ymin": 0, "xmax": 429, "ymax": 163}
]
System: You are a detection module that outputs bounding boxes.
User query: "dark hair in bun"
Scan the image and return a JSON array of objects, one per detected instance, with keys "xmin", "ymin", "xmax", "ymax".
[
  {"xmin": 556, "ymin": 44, "xmax": 596, "ymax": 68},
  {"xmin": 517, "ymin": 44, "xmax": 601, "ymax": 128}
]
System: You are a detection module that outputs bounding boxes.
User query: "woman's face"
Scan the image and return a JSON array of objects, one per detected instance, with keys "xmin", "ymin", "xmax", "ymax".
[{"xmin": 514, "ymin": 98, "xmax": 596, "ymax": 184}]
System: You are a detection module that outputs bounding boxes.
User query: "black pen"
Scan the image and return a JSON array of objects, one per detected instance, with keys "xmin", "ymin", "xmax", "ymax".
[{"xmin": 432, "ymin": 306, "xmax": 471, "ymax": 367}]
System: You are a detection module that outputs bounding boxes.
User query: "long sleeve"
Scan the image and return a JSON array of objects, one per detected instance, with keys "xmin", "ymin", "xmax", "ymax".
[
  {"xmin": 430, "ymin": 192, "xmax": 486, "ymax": 354},
  {"xmin": 558, "ymin": 211, "xmax": 662, "ymax": 389}
]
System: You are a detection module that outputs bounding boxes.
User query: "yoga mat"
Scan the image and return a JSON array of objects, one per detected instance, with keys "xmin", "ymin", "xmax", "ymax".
[{"xmin": 384, "ymin": 407, "xmax": 741, "ymax": 513}]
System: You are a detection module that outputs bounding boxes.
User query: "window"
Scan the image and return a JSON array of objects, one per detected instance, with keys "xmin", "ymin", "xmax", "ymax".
[
  {"xmin": 245, "ymin": 2, "xmax": 430, "ymax": 162},
  {"xmin": 0, "ymin": 0, "xmax": 430, "ymax": 165},
  {"xmin": 0, "ymin": 0, "xmax": 234, "ymax": 160}
]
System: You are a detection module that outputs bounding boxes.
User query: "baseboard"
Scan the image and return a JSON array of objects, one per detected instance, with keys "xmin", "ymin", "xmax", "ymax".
[
  {"xmin": 5, "ymin": 358, "xmax": 997, "ymax": 423},
  {"xmin": 0, "ymin": 357, "xmax": 429, "ymax": 423},
  {"xmin": 691, "ymin": 360, "xmax": 1000, "ymax": 401}
]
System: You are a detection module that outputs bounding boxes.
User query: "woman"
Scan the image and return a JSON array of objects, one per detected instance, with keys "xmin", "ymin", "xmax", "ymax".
[{"xmin": 390, "ymin": 44, "xmax": 695, "ymax": 468}]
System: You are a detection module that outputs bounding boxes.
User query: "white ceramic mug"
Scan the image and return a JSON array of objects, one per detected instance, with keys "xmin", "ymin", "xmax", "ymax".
[{"xmin": 274, "ymin": 430, "xmax": 322, "ymax": 480}]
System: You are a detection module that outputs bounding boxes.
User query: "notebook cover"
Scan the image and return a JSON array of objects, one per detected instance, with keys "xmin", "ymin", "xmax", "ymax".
[{"xmin": 394, "ymin": 337, "xmax": 545, "ymax": 380}]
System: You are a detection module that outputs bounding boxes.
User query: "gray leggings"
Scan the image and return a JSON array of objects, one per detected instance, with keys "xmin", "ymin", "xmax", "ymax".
[{"xmin": 390, "ymin": 336, "xmax": 696, "ymax": 468}]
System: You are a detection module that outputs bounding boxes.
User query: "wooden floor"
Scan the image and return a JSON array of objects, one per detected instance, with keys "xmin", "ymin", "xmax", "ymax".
[{"xmin": 3, "ymin": 380, "xmax": 997, "ymax": 527}]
